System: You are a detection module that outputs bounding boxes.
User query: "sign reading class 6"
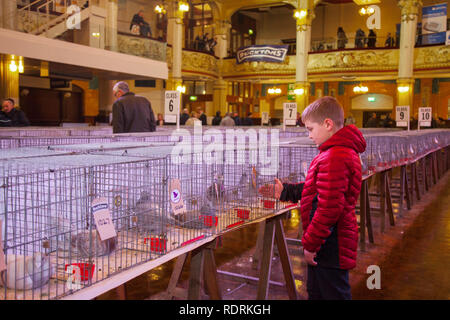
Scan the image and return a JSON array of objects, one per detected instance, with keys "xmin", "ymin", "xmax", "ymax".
[{"xmin": 165, "ymin": 91, "xmax": 180, "ymax": 124}]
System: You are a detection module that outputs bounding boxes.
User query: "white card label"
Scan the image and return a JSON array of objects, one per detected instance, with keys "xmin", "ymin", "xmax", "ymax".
[
  {"xmin": 284, "ymin": 102, "xmax": 297, "ymax": 126},
  {"xmin": 165, "ymin": 91, "xmax": 181, "ymax": 124},
  {"xmin": 419, "ymin": 107, "xmax": 432, "ymax": 127},
  {"xmin": 92, "ymin": 197, "xmax": 117, "ymax": 241},
  {"xmin": 261, "ymin": 112, "xmax": 269, "ymax": 125},
  {"xmin": 169, "ymin": 179, "xmax": 186, "ymax": 216},
  {"xmin": 396, "ymin": 105, "xmax": 410, "ymax": 127}
]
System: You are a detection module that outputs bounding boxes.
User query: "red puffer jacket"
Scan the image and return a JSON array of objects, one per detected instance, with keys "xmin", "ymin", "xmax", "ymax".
[{"xmin": 301, "ymin": 125, "xmax": 366, "ymax": 270}]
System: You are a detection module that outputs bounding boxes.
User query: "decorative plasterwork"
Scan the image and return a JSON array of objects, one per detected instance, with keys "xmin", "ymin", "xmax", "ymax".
[
  {"xmin": 166, "ymin": 47, "xmax": 219, "ymax": 79},
  {"xmin": 118, "ymin": 34, "xmax": 167, "ymax": 62},
  {"xmin": 308, "ymin": 49, "xmax": 398, "ymax": 72},
  {"xmin": 220, "ymin": 46, "xmax": 450, "ymax": 80},
  {"xmin": 414, "ymin": 46, "xmax": 450, "ymax": 69}
]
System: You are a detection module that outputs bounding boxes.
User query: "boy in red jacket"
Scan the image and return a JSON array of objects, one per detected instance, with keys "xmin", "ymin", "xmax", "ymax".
[{"xmin": 260, "ymin": 96, "xmax": 366, "ymax": 299}]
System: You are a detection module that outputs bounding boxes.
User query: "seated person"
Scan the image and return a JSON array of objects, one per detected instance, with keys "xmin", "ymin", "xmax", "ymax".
[
  {"xmin": 1, "ymin": 98, "xmax": 30, "ymax": 127},
  {"xmin": 130, "ymin": 10, "xmax": 152, "ymax": 38}
]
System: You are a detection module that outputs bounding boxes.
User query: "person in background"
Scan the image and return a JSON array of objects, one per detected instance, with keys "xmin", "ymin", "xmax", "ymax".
[
  {"xmin": 185, "ymin": 111, "xmax": 201, "ymax": 126},
  {"xmin": 232, "ymin": 112, "xmax": 241, "ymax": 126},
  {"xmin": 355, "ymin": 28, "xmax": 365, "ymax": 48},
  {"xmin": 367, "ymin": 29, "xmax": 377, "ymax": 48},
  {"xmin": 365, "ymin": 112, "xmax": 378, "ymax": 128},
  {"xmin": 212, "ymin": 111, "xmax": 222, "ymax": 126},
  {"xmin": 381, "ymin": 113, "xmax": 394, "ymax": 128},
  {"xmin": 242, "ymin": 112, "xmax": 253, "ymax": 126},
  {"xmin": 337, "ymin": 27, "xmax": 348, "ymax": 49},
  {"xmin": 180, "ymin": 108, "xmax": 190, "ymax": 125},
  {"xmin": 130, "ymin": 10, "xmax": 152, "ymax": 38},
  {"xmin": 344, "ymin": 113, "xmax": 356, "ymax": 126},
  {"xmin": 197, "ymin": 107, "xmax": 207, "ymax": 126},
  {"xmin": 1, "ymin": 98, "xmax": 30, "ymax": 127},
  {"xmin": 410, "ymin": 114, "xmax": 418, "ymax": 130},
  {"xmin": 385, "ymin": 32, "xmax": 394, "ymax": 47},
  {"xmin": 220, "ymin": 112, "xmax": 235, "ymax": 126},
  {"xmin": 112, "ymin": 81, "xmax": 156, "ymax": 133},
  {"xmin": 296, "ymin": 112, "xmax": 305, "ymax": 127},
  {"xmin": 157, "ymin": 113, "xmax": 164, "ymax": 126}
]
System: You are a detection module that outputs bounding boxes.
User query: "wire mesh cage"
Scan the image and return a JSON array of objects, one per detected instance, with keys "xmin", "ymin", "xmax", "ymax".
[{"xmin": 0, "ymin": 154, "xmax": 173, "ymax": 300}]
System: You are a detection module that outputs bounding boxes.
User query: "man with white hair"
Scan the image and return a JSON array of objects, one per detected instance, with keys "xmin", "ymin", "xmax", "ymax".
[
  {"xmin": 112, "ymin": 81, "xmax": 156, "ymax": 133},
  {"xmin": 1, "ymin": 98, "xmax": 30, "ymax": 127}
]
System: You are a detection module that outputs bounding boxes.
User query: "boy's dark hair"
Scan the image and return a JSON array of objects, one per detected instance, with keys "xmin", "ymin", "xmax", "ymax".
[{"xmin": 301, "ymin": 96, "xmax": 344, "ymax": 128}]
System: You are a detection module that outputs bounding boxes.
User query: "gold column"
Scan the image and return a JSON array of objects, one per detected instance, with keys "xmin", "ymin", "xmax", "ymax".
[
  {"xmin": 0, "ymin": 54, "xmax": 20, "ymax": 106},
  {"xmin": 105, "ymin": 0, "xmax": 118, "ymax": 52},
  {"xmin": 213, "ymin": 19, "xmax": 232, "ymax": 115},
  {"xmin": 294, "ymin": 0, "xmax": 315, "ymax": 112},
  {"xmin": 3, "ymin": 0, "xmax": 17, "ymax": 31},
  {"xmin": 397, "ymin": 0, "xmax": 422, "ymax": 107},
  {"xmin": 167, "ymin": 1, "xmax": 186, "ymax": 91}
]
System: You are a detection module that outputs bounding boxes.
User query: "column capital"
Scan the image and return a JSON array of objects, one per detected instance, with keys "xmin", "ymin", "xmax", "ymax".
[
  {"xmin": 214, "ymin": 19, "xmax": 232, "ymax": 35},
  {"xmin": 398, "ymin": 0, "xmax": 423, "ymax": 22}
]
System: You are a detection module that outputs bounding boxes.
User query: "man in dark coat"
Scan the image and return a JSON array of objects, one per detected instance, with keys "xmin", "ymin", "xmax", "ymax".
[
  {"xmin": 365, "ymin": 112, "xmax": 378, "ymax": 128},
  {"xmin": 130, "ymin": 10, "xmax": 152, "ymax": 37},
  {"xmin": 1, "ymin": 98, "xmax": 30, "ymax": 126},
  {"xmin": 197, "ymin": 108, "xmax": 207, "ymax": 125},
  {"xmin": 242, "ymin": 112, "xmax": 253, "ymax": 126},
  {"xmin": 232, "ymin": 112, "xmax": 241, "ymax": 126},
  {"xmin": 112, "ymin": 81, "xmax": 156, "ymax": 133},
  {"xmin": 212, "ymin": 111, "xmax": 222, "ymax": 125},
  {"xmin": 180, "ymin": 108, "xmax": 190, "ymax": 125}
]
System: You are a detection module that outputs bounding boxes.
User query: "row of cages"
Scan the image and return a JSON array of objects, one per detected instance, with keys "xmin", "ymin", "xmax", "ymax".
[
  {"xmin": 0, "ymin": 128, "xmax": 449, "ymax": 299},
  {"xmin": 0, "ymin": 146, "xmax": 289, "ymax": 300},
  {"xmin": 0, "ymin": 126, "xmax": 410, "ymax": 150}
]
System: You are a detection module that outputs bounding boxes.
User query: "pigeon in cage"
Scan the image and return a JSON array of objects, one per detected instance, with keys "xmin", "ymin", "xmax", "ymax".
[
  {"xmin": 47, "ymin": 216, "xmax": 116, "ymax": 258},
  {"xmin": 71, "ymin": 230, "xmax": 117, "ymax": 259},
  {"xmin": 237, "ymin": 167, "xmax": 261, "ymax": 199},
  {"xmin": 0, "ymin": 253, "xmax": 54, "ymax": 290},
  {"xmin": 133, "ymin": 191, "xmax": 166, "ymax": 235},
  {"xmin": 134, "ymin": 191, "xmax": 205, "ymax": 231},
  {"xmin": 205, "ymin": 174, "xmax": 226, "ymax": 205}
]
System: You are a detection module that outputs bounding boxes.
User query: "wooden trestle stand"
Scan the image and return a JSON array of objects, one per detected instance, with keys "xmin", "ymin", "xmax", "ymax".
[{"xmin": 164, "ymin": 208, "xmax": 298, "ymax": 300}]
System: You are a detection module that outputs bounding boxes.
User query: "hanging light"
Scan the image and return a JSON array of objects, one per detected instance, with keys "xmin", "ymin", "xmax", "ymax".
[
  {"xmin": 178, "ymin": 1, "xmax": 189, "ymax": 12},
  {"xmin": 268, "ymin": 87, "xmax": 282, "ymax": 95},
  {"xmin": 154, "ymin": 4, "xmax": 166, "ymax": 14},
  {"xmin": 397, "ymin": 86, "xmax": 409, "ymax": 93},
  {"xmin": 293, "ymin": 9, "xmax": 307, "ymax": 19},
  {"xmin": 359, "ymin": 6, "xmax": 375, "ymax": 16},
  {"xmin": 9, "ymin": 55, "xmax": 17, "ymax": 72},
  {"xmin": 353, "ymin": 85, "xmax": 368, "ymax": 93},
  {"xmin": 18, "ymin": 60, "xmax": 24, "ymax": 73},
  {"xmin": 176, "ymin": 85, "xmax": 186, "ymax": 93}
]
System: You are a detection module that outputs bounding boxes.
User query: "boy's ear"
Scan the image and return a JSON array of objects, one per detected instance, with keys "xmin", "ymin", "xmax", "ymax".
[{"xmin": 324, "ymin": 118, "xmax": 334, "ymax": 130}]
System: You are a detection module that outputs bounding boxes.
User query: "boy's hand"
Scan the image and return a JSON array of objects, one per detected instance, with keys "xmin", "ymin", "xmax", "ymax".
[
  {"xmin": 258, "ymin": 178, "xmax": 283, "ymax": 199},
  {"xmin": 303, "ymin": 249, "xmax": 317, "ymax": 266}
]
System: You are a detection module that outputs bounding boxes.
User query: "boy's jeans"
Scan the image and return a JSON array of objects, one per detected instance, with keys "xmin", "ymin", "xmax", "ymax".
[{"xmin": 307, "ymin": 265, "xmax": 352, "ymax": 300}]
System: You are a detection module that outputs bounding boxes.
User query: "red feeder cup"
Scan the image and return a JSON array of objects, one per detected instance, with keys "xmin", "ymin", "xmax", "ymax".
[
  {"xmin": 200, "ymin": 215, "xmax": 218, "ymax": 227},
  {"xmin": 65, "ymin": 263, "xmax": 95, "ymax": 282},
  {"xmin": 262, "ymin": 200, "xmax": 275, "ymax": 209},
  {"xmin": 144, "ymin": 237, "xmax": 167, "ymax": 252},
  {"xmin": 235, "ymin": 208, "xmax": 250, "ymax": 219}
]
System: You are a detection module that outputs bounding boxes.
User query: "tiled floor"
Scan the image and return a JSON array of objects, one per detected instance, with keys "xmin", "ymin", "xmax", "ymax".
[{"xmin": 97, "ymin": 168, "xmax": 450, "ymax": 300}]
